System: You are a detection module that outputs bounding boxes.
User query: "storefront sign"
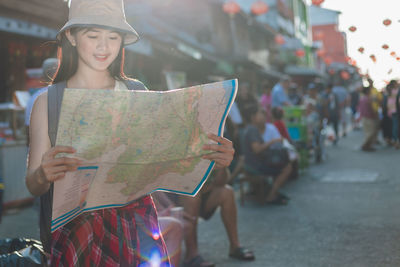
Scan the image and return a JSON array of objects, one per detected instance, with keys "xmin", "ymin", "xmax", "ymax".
[{"xmin": 0, "ymin": 16, "xmax": 57, "ymax": 39}]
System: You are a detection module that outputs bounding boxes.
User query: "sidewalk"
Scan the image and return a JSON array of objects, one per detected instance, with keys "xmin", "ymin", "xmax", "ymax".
[
  {"xmin": 1, "ymin": 130, "xmax": 400, "ymax": 266},
  {"xmin": 197, "ymin": 130, "xmax": 400, "ymax": 267}
]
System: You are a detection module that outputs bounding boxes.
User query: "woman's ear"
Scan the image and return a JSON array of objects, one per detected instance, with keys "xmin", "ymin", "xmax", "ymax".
[{"xmin": 65, "ymin": 29, "xmax": 76, "ymax": 47}]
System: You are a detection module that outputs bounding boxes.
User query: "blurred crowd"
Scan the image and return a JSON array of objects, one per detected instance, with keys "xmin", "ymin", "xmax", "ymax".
[{"xmin": 150, "ymin": 74, "xmax": 400, "ymax": 267}]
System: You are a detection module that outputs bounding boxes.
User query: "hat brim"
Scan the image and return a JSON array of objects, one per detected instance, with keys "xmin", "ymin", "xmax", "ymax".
[{"xmin": 57, "ymin": 17, "xmax": 139, "ymax": 45}]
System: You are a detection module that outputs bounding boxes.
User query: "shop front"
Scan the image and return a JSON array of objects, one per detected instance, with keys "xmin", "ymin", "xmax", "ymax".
[{"xmin": 0, "ymin": 0, "xmax": 67, "ymax": 208}]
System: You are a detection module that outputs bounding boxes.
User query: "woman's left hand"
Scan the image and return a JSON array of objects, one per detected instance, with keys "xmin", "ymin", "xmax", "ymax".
[{"xmin": 202, "ymin": 133, "xmax": 235, "ymax": 169}]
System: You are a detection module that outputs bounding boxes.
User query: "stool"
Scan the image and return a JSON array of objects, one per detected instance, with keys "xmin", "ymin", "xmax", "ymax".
[{"xmin": 238, "ymin": 167, "xmax": 272, "ymax": 206}]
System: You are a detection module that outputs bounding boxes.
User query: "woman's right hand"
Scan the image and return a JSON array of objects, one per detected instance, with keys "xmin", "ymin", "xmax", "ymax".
[{"xmin": 38, "ymin": 146, "xmax": 82, "ymax": 184}]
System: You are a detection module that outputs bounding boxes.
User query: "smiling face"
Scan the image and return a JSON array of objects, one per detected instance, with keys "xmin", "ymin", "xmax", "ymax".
[{"xmin": 66, "ymin": 27, "xmax": 123, "ymax": 74}]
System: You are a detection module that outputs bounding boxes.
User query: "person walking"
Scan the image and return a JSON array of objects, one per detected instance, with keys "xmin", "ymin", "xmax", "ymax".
[
  {"xmin": 322, "ymin": 84, "xmax": 340, "ymax": 145},
  {"xmin": 271, "ymin": 76, "xmax": 291, "ymax": 108},
  {"xmin": 25, "ymin": 0, "xmax": 234, "ymax": 265},
  {"xmin": 358, "ymin": 86, "xmax": 378, "ymax": 151}
]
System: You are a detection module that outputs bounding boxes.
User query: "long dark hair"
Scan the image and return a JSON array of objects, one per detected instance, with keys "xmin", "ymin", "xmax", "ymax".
[{"xmin": 52, "ymin": 27, "xmax": 127, "ymax": 84}]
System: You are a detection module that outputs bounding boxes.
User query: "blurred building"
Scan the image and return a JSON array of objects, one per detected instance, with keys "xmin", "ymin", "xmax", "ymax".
[
  {"xmin": 309, "ymin": 6, "xmax": 348, "ymax": 66},
  {"xmin": 309, "ymin": 5, "xmax": 360, "ymax": 86},
  {"xmin": 0, "ymin": 0, "xmax": 68, "ymax": 102}
]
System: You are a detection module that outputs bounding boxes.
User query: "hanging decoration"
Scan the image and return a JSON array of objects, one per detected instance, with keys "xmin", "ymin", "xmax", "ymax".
[
  {"xmin": 324, "ymin": 57, "xmax": 333, "ymax": 65},
  {"xmin": 348, "ymin": 26, "xmax": 357, "ymax": 32},
  {"xmin": 358, "ymin": 47, "xmax": 364, "ymax": 54},
  {"xmin": 383, "ymin": 19, "xmax": 392, "ymax": 26},
  {"xmin": 390, "ymin": 51, "xmax": 396, "ymax": 57},
  {"xmin": 316, "ymin": 49, "xmax": 325, "ymax": 57},
  {"xmin": 251, "ymin": 0, "xmax": 269, "ymax": 16},
  {"xmin": 369, "ymin": 54, "xmax": 377, "ymax": 63},
  {"xmin": 295, "ymin": 49, "xmax": 305, "ymax": 58},
  {"xmin": 223, "ymin": 1, "xmax": 241, "ymax": 15},
  {"xmin": 396, "ymin": 57, "xmax": 400, "ymax": 61},
  {"xmin": 382, "ymin": 44, "xmax": 389, "ymax": 50},
  {"xmin": 328, "ymin": 69, "xmax": 335, "ymax": 75},
  {"xmin": 311, "ymin": 0, "xmax": 324, "ymax": 6},
  {"xmin": 314, "ymin": 31, "xmax": 324, "ymax": 40},
  {"xmin": 274, "ymin": 34, "xmax": 286, "ymax": 45}
]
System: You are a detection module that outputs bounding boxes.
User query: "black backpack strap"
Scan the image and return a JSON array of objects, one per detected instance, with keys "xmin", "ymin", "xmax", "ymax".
[
  {"xmin": 123, "ymin": 79, "xmax": 148, "ymax": 91},
  {"xmin": 47, "ymin": 81, "xmax": 67, "ymax": 147},
  {"xmin": 40, "ymin": 81, "xmax": 65, "ymax": 253}
]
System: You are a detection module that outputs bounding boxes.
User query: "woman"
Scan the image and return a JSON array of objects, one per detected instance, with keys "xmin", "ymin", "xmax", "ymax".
[{"xmin": 25, "ymin": 0, "xmax": 234, "ymax": 266}]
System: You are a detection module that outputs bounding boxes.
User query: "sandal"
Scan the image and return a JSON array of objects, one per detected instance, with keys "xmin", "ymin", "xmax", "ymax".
[
  {"xmin": 183, "ymin": 255, "xmax": 215, "ymax": 267},
  {"xmin": 229, "ymin": 247, "xmax": 255, "ymax": 261},
  {"xmin": 278, "ymin": 192, "xmax": 290, "ymax": 200},
  {"xmin": 266, "ymin": 194, "xmax": 288, "ymax": 205}
]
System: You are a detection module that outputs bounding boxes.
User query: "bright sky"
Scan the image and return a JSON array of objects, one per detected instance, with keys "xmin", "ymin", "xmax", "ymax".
[{"xmin": 318, "ymin": 0, "xmax": 400, "ymax": 89}]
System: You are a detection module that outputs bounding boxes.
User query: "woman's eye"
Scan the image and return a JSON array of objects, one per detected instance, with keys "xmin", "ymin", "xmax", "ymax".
[
  {"xmin": 87, "ymin": 36, "xmax": 98, "ymax": 39},
  {"xmin": 109, "ymin": 36, "xmax": 119, "ymax": 40}
]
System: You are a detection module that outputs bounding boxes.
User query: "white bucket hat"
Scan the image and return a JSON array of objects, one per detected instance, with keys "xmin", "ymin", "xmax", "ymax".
[{"xmin": 57, "ymin": 0, "xmax": 139, "ymax": 45}]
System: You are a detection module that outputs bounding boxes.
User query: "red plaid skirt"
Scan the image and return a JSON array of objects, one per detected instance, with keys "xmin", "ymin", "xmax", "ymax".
[{"xmin": 50, "ymin": 195, "xmax": 170, "ymax": 267}]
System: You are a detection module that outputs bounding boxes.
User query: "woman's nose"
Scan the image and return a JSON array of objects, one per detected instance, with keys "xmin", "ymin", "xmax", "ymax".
[{"xmin": 97, "ymin": 36, "xmax": 108, "ymax": 50}]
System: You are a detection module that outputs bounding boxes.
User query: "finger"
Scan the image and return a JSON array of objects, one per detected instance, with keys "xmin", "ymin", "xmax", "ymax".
[
  {"xmin": 213, "ymin": 160, "xmax": 230, "ymax": 169},
  {"xmin": 48, "ymin": 165, "xmax": 79, "ymax": 174},
  {"xmin": 203, "ymin": 152, "xmax": 233, "ymax": 161},
  {"xmin": 48, "ymin": 172, "xmax": 66, "ymax": 182},
  {"xmin": 203, "ymin": 144, "xmax": 234, "ymax": 154},
  {"xmin": 48, "ymin": 157, "xmax": 82, "ymax": 167},
  {"xmin": 46, "ymin": 146, "xmax": 76, "ymax": 158},
  {"xmin": 207, "ymin": 133, "xmax": 232, "ymax": 145}
]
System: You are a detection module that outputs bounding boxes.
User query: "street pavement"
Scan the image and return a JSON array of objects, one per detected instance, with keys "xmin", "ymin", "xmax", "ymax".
[{"xmin": 1, "ymin": 129, "xmax": 400, "ymax": 266}]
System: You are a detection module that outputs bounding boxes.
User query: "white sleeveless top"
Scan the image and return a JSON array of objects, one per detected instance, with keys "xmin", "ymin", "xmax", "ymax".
[{"xmin": 114, "ymin": 80, "xmax": 128, "ymax": 91}]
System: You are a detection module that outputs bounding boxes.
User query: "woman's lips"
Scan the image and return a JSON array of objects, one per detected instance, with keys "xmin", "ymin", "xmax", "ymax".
[{"xmin": 94, "ymin": 55, "xmax": 109, "ymax": 61}]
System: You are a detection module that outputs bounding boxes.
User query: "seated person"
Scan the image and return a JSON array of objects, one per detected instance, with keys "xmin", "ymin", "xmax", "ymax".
[
  {"xmin": 242, "ymin": 106, "xmax": 292, "ymax": 204},
  {"xmin": 271, "ymin": 107, "xmax": 292, "ymax": 143},
  {"xmin": 181, "ymin": 168, "xmax": 254, "ymax": 267}
]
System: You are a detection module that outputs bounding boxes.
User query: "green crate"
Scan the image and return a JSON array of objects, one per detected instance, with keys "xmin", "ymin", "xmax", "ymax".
[{"xmin": 282, "ymin": 106, "xmax": 305, "ymax": 119}]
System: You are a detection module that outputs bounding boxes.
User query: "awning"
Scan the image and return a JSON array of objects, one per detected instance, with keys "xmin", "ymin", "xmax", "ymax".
[{"xmin": 284, "ymin": 65, "xmax": 325, "ymax": 77}]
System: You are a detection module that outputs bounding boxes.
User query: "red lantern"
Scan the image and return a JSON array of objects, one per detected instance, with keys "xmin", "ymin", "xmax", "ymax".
[
  {"xmin": 324, "ymin": 57, "xmax": 333, "ymax": 65},
  {"xmin": 340, "ymin": 71, "xmax": 350, "ymax": 80},
  {"xmin": 350, "ymin": 59, "xmax": 357, "ymax": 66},
  {"xmin": 349, "ymin": 26, "xmax": 357, "ymax": 32},
  {"xmin": 396, "ymin": 57, "xmax": 400, "ymax": 61},
  {"xmin": 390, "ymin": 51, "xmax": 396, "ymax": 57},
  {"xmin": 274, "ymin": 34, "xmax": 286, "ymax": 45},
  {"xmin": 382, "ymin": 44, "xmax": 389, "ymax": 50},
  {"xmin": 251, "ymin": 0, "xmax": 269, "ymax": 16},
  {"xmin": 370, "ymin": 54, "xmax": 377, "ymax": 63},
  {"xmin": 358, "ymin": 47, "xmax": 364, "ymax": 53},
  {"xmin": 311, "ymin": 0, "xmax": 324, "ymax": 6},
  {"xmin": 316, "ymin": 49, "xmax": 325, "ymax": 57},
  {"xmin": 295, "ymin": 49, "xmax": 305, "ymax": 58},
  {"xmin": 223, "ymin": 1, "xmax": 241, "ymax": 15},
  {"xmin": 383, "ymin": 19, "xmax": 392, "ymax": 26},
  {"xmin": 314, "ymin": 31, "xmax": 324, "ymax": 40}
]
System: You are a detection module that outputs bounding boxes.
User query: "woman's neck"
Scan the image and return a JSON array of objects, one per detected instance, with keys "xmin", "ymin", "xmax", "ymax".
[{"xmin": 67, "ymin": 69, "xmax": 115, "ymax": 90}]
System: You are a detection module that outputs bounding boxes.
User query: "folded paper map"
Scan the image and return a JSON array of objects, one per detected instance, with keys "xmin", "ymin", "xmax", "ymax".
[{"xmin": 51, "ymin": 79, "xmax": 237, "ymax": 232}]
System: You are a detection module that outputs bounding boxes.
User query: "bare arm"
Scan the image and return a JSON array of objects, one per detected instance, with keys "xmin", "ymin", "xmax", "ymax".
[
  {"xmin": 250, "ymin": 138, "xmax": 283, "ymax": 154},
  {"xmin": 25, "ymin": 92, "xmax": 81, "ymax": 196}
]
